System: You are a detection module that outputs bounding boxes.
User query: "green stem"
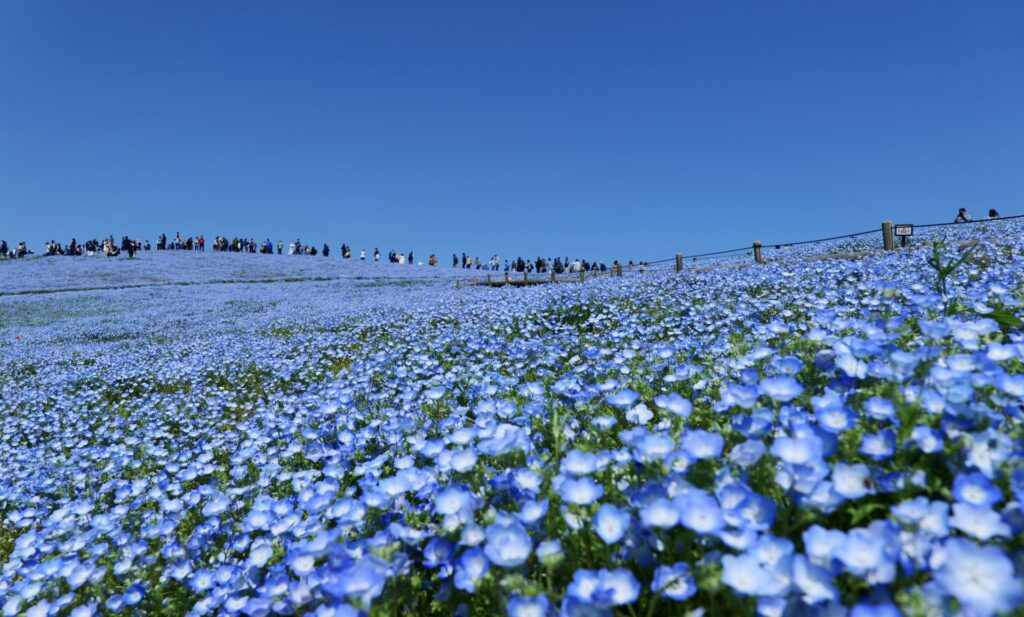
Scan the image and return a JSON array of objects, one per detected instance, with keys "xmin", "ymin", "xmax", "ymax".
[{"xmin": 644, "ymin": 595, "xmax": 661, "ymax": 617}]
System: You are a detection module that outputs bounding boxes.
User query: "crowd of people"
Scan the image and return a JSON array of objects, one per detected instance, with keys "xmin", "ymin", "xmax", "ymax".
[
  {"xmin": 1, "ymin": 234, "xmax": 623, "ymax": 274},
  {"xmin": 3, "ymin": 209, "xmax": 1007, "ymax": 263},
  {"xmin": 156, "ymin": 233, "xmax": 204, "ymax": 250},
  {"xmin": 450, "ymin": 253, "xmax": 613, "ymax": 274},
  {"xmin": 0, "ymin": 240, "xmax": 30, "ymax": 259},
  {"xmin": 32, "ymin": 236, "xmax": 147, "ymax": 258},
  {"xmin": 954, "ymin": 208, "xmax": 1000, "ymax": 223}
]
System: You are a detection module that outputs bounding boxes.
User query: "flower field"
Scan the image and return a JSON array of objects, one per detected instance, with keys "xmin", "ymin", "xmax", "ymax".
[{"xmin": 2, "ymin": 228, "xmax": 1023, "ymax": 616}]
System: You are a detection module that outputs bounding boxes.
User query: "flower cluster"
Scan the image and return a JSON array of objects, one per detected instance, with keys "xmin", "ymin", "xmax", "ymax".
[{"xmin": 1, "ymin": 226, "xmax": 1023, "ymax": 616}]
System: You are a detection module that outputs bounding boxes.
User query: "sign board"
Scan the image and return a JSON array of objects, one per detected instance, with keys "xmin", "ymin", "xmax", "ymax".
[{"xmin": 894, "ymin": 224, "xmax": 914, "ymax": 237}]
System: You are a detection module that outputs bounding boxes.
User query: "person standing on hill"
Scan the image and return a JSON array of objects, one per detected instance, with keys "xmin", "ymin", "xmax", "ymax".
[
  {"xmin": 360, "ymin": 249, "xmax": 366, "ymax": 260},
  {"xmin": 954, "ymin": 208, "xmax": 972, "ymax": 223},
  {"xmin": 989, "ymin": 208, "xmax": 1000, "ymax": 218},
  {"xmin": 323, "ymin": 243, "xmax": 330, "ymax": 257}
]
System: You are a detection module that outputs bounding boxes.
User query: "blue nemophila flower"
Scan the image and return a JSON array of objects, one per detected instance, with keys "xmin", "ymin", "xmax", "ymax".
[
  {"xmin": 811, "ymin": 391, "xmax": 855, "ymax": 433},
  {"xmin": 424, "ymin": 538, "xmax": 455, "ymax": 570},
  {"xmin": 202, "ymin": 491, "xmax": 231, "ymax": 516},
  {"xmin": 721, "ymin": 553, "xmax": 772, "ymax": 596},
  {"xmin": 630, "ymin": 431, "xmax": 675, "ymax": 464},
  {"xmin": 770, "ymin": 435, "xmax": 823, "ymax": 465},
  {"xmin": 561, "ymin": 450, "xmax": 600, "ymax": 475},
  {"xmin": 69, "ymin": 604, "xmax": 97, "ymax": 617},
  {"xmin": 122, "ymin": 583, "xmax": 145, "ymax": 607},
  {"xmin": 948, "ymin": 503, "xmax": 1010, "ymax": 540},
  {"xmin": 287, "ymin": 549, "xmax": 318, "ymax": 576},
  {"xmin": 681, "ymin": 430, "xmax": 723, "ymax": 460},
  {"xmin": 321, "ymin": 557, "xmax": 388, "ymax": 605},
  {"xmin": 478, "ymin": 424, "xmax": 531, "ymax": 456},
  {"xmin": 650, "ymin": 562, "xmax": 696, "ymax": 601},
  {"xmin": 593, "ymin": 503, "xmax": 630, "ymax": 545},
  {"xmin": 835, "ymin": 525, "xmax": 896, "ymax": 583},
  {"xmin": 566, "ymin": 568, "xmax": 640, "ymax": 608},
  {"xmin": 454, "ymin": 547, "xmax": 489, "ymax": 592},
  {"xmin": 759, "ymin": 376, "xmax": 804, "ymax": 402},
  {"xmin": 512, "ymin": 468, "xmax": 543, "ymax": 493},
  {"xmin": 516, "ymin": 499, "xmax": 549, "ymax": 525},
  {"xmin": 536, "ymin": 539, "xmax": 563, "ymax": 564},
  {"xmin": 189, "ymin": 569, "xmax": 217, "ymax": 593},
  {"xmin": 483, "ymin": 522, "xmax": 532, "ymax": 568},
  {"xmin": 934, "ymin": 538, "xmax": 1022, "ymax": 616},
  {"xmin": 559, "ymin": 477, "xmax": 604, "ymax": 506},
  {"xmin": 831, "ymin": 463, "xmax": 873, "ymax": 500},
  {"xmin": 727, "ymin": 491, "xmax": 776, "ymax": 531},
  {"xmin": 625, "ymin": 403, "xmax": 654, "ymax": 425},
  {"xmin": 653, "ymin": 393, "xmax": 692, "ymax": 418},
  {"xmin": 771, "ymin": 355, "xmax": 803, "ymax": 375},
  {"xmin": 675, "ymin": 492, "xmax": 724, "ymax": 534},
  {"xmin": 460, "ymin": 524, "xmax": 486, "ymax": 546},
  {"xmin": 995, "ymin": 372, "xmax": 1024, "ymax": 397},
  {"xmin": 951, "ymin": 471, "xmax": 1002, "ymax": 507},
  {"xmin": 859, "ymin": 429, "xmax": 896, "ymax": 461},
  {"xmin": 450, "ymin": 448, "xmax": 479, "ymax": 473},
  {"xmin": 965, "ymin": 428, "xmax": 1014, "ymax": 478},
  {"xmin": 434, "ymin": 485, "xmax": 479, "ymax": 518},
  {"xmin": 639, "ymin": 498, "xmax": 679, "ymax": 529},
  {"xmin": 719, "ymin": 383, "xmax": 759, "ymax": 409},
  {"xmin": 605, "ymin": 390, "xmax": 640, "ymax": 409},
  {"xmin": 728, "ymin": 440, "xmax": 766, "ymax": 468},
  {"xmin": 891, "ymin": 497, "xmax": 949, "ymax": 536},
  {"xmin": 909, "ymin": 426, "xmax": 944, "ymax": 453},
  {"xmin": 863, "ymin": 397, "xmax": 895, "ymax": 421},
  {"xmin": 791, "ymin": 554, "xmax": 838, "ymax": 605},
  {"xmin": 506, "ymin": 594, "xmax": 550, "ymax": 617}
]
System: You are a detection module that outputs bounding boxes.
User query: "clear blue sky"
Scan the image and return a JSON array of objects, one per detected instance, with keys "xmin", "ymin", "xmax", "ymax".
[{"xmin": 2, "ymin": 1, "xmax": 1021, "ymax": 262}]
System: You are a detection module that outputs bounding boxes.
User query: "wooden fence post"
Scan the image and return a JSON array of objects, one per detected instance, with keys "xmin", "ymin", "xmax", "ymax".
[
  {"xmin": 753, "ymin": 241, "xmax": 763, "ymax": 264},
  {"xmin": 505, "ymin": 271, "xmax": 511, "ymax": 283},
  {"xmin": 881, "ymin": 220, "xmax": 894, "ymax": 251},
  {"xmin": 615, "ymin": 263, "xmax": 622, "ymax": 277},
  {"xmin": 523, "ymin": 271, "xmax": 529, "ymax": 283},
  {"xmin": 579, "ymin": 270, "xmax": 585, "ymax": 283},
  {"xmin": 551, "ymin": 269, "xmax": 556, "ymax": 282},
  {"xmin": 487, "ymin": 274, "xmax": 492, "ymax": 285},
  {"xmin": 675, "ymin": 253, "xmax": 683, "ymax": 273}
]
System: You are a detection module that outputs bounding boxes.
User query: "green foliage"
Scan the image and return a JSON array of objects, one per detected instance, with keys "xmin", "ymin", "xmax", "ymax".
[{"xmin": 925, "ymin": 240, "xmax": 978, "ymax": 313}]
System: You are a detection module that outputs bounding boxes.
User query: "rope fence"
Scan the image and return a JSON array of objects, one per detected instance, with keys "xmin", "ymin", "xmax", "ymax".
[{"xmin": 458, "ymin": 213, "xmax": 1019, "ymax": 288}]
